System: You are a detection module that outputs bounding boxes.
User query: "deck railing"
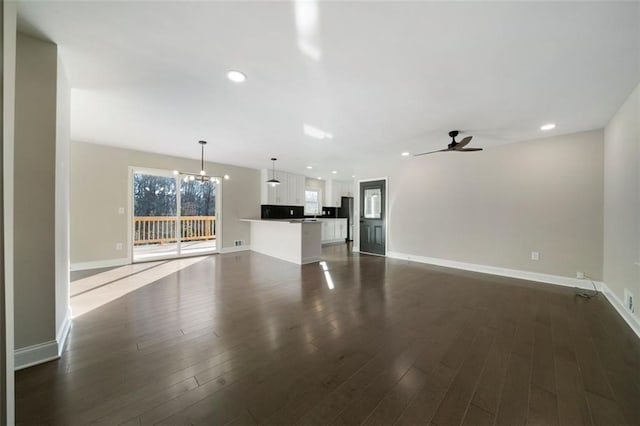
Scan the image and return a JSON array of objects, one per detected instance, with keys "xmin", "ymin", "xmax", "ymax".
[{"xmin": 134, "ymin": 216, "xmax": 216, "ymax": 245}]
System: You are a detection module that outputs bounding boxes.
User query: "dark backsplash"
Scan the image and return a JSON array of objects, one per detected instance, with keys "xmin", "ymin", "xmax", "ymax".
[{"xmin": 261, "ymin": 205, "xmax": 341, "ymax": 219}]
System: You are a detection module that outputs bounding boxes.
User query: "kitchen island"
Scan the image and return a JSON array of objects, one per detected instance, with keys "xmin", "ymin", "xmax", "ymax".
[{"xmin": 240, "ymin": 219, "xmax": 322, "ymax": 265}]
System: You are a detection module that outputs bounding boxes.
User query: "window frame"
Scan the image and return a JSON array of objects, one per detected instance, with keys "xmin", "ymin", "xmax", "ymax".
[{"xmin": 304, "ymin": 187, "xmax": 322, "ymax": 216}]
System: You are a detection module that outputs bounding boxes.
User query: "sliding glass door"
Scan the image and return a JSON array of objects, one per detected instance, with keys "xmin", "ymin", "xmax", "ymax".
[
  {"xmin": 132, "ymin": 169, "xmax": 218, "ymax": 262},
  {"xmin": 179, "ymin": 175, "xmax": 217, "ymax": 256}
]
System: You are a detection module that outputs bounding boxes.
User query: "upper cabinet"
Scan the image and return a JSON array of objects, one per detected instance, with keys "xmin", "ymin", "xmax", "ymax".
[
  {"xmin": 260, "ymin": 169, "xmax": 305, "ymax": 206},
  {"xmin": 261, "ymin": 172, "xmax": 354, "ymax": 207},
  {"xmin": 324, "ymin": 179, "xmax": 355, "ymax": 207}
]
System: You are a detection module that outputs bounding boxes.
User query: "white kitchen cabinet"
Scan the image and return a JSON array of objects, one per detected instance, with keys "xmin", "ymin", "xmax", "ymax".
[
  {"xmin": 287, "ymin": 173, "xmax": 305, "ymax": 205},
  {"xmin": 321, "ymin": 219, "xmax": 347, "ymax": 243},
  {"xmin": 261, "ymin": 170, "xmax": 305, "ymax": 206},
  {"xmin": 323, "ymin": 180, "xmax": 355, "ymax": 207},
  {"xmin": 339, "ymin": 181, "xmax": 355, "ymax": 197},
  {"xmin": 321, "ymin": 220, "xmax": 335, "ymax": 241},
  {"xmin": 336, "ymin": 218, "xmax": 347, "ymax": 240}
]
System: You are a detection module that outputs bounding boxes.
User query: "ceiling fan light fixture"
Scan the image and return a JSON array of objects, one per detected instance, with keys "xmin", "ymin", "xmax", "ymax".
[{"xmin": 414, "ymin": 130, "xmax": 483, "ymax": 156}]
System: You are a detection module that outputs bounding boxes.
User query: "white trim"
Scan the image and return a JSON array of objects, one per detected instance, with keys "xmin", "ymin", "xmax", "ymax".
[
  {"xmin": 2, "ymin": 2, "xmax": 17, "ymax": 421},
  {"xmin": 56, "ymin": 308, "xmax": 72, "ymax": 356},
  {"xmin": 322, "ymin": 239, "xmax": 346, "ymax": 245},
  {"xmin": 599, "ymin": 282, "xmax": 640, "ymax": 339},
  {"xmin": 15, "ymin": 306, "xmax": 73, "ymax": 370},
  {"xmin": 387, "ymin": 251, "xmax": 601, "ymax": 290},
  {"xmin": 127, "ymin": 166, "xmax": 134, "ymax": 264},
  {"xmin": 129, "ymin": 166, "xmax": 223, "ymax": 263},
  {"xmin": 14, "ymin": 341, "xmax": 59, "ymax": 371},
  {"xmin": 70, "ymin": 257, "xmax": 129, "ymax": 271},
  {"xmin": 301, "ymin": 255, "xmax": 322, "ymax": 264},
  {"xmin": 387, "ymin": 251, "xmax": 640, "ymax": 339},
  {"xmin": 219, "ymin": 245, "xmax": 251, "ymax": 254}
]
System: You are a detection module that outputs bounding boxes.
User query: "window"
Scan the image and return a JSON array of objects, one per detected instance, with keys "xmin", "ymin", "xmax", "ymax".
[
  {"xmin": 364, "ymin": 188, "xmax": 381, "ymax": 219},
  {"xmin": 304, "ymin": 188, "xmax": 321, "ymax": 215}
]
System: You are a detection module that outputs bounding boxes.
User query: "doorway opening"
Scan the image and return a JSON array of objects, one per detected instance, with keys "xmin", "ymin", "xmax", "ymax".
[{"xmin": 132, "ymin": 169, "xmax": 218, "ymax": 262}]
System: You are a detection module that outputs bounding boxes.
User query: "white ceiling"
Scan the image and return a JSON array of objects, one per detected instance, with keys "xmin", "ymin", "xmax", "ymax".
[{"xmin": 18, "ymin": 1, "xmax": 640, "ymax": 179}]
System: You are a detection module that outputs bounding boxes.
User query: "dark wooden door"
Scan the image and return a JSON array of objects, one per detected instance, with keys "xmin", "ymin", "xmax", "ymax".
[{"xmin": 359, "ymin": 180, "xmax": 385, "ymax": 255}]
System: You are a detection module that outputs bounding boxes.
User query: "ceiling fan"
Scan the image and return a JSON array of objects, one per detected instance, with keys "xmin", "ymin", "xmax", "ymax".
[{"xmin": 414, "ymin": 130, "xmax": 483, "ymax": 156}]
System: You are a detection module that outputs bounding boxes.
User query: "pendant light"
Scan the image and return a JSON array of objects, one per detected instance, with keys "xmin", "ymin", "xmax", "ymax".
[
  {"xmin": 172, "ymin": 140, "xmax": 223, "ymax": 183},
  {"xmin": 266, "ymin": 157, "xmax": 280, "ymax": 187}
]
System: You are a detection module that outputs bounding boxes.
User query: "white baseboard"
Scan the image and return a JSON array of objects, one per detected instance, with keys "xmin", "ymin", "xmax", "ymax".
[
  {"xmin": 599, "ymin": 282, "xmax": 640, "ymax": 339},
  {"xmin": 387, "ymin": 251, "xmax": 640, "ymax": 339},
  {"xmin": 301, "ymin": 256, "xmax": 322, "ymax": 265},
  {"xmin": 15, "ymin": 341, "xmax": 59, "ymax": 371},
  {"xmin": 70, "ymin": 257, "xmax": 129, "ymax": 271},
  {"xmin": 56, "ymin": 308, "xmax": 72, "ymax": 356},
  {"xmin": 15, "ymin": 309, "xmax": 73, "ymax": 370},
  {"xmin": 322, "ymin": 239, "xmax": 347, "ymax": 245},
  {"xmin": 387, "ymin": 251, "xmax": 599, "ymax": 291},
  {"xmin": 219, "ymin": 245, "xmax": 251, "ymax": 254}
]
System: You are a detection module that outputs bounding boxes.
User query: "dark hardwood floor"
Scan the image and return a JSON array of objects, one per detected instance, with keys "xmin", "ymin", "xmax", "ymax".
[{"xmin": 16, "ymin": 244, "xmax": 640, "ymax": 425}]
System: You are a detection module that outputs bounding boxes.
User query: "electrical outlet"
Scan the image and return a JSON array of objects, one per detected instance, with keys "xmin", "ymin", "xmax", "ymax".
[
  {"xmin": 576, "ymin": 271, "xmax": 585, "ymax": 279},
  {"xmin": 116, "ymin": 242, "xmax": 123, "ymax": 250},
  {"xmin": 234, "ymin": 240, "xmax": 245, "ymax": 247},
  {"xmin": 531, "ymin": 251, "xmax": 539, "ymax": 261},
  {"xmin": 624, "ymin": 289, "xmax": 635, "ymax": 313}
]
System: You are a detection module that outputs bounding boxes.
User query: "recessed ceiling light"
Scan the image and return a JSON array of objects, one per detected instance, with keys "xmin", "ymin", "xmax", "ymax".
[
  {"xmin": 401, "ymin": 152, "xmax": 410, "ymax": 156},
  {"xmin": 317, "ymin": 177, "xmax": 322, "ymax": 180},
  {"xmin": 306, "ymin": 166, "xmax": 313, "ymax": 169},
  {"xmin": 304, "ymin": 124, "xmax": 333, "ymax": 140},
  {"xmin": 223, "ymin": 174, "xmax": 230, "ymax": 180},
  {"xmin": 332, "ymin": 170, "xmax": 338, "ymax": 174},
  {"xmin": 540, "ymin": 123, "xmax": 556, "ymax": 131},
  {"xmin": 226, "ymin": 70, "xmax": 247, "ymax": 83},
  {"xmin": 351, "ymin": 175, "xmax": 355, "ymax": 178}
]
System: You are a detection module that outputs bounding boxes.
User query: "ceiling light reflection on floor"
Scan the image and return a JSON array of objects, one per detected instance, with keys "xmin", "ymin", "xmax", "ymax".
[{"xmin": 319, "ymin": 261, "xmax": 334, "ymax": 289}]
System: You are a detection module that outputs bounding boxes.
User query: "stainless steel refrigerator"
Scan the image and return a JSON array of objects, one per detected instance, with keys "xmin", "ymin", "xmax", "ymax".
[{"xmin": 339, "ymin": 196, "xmax": 354, "ymax": 242}]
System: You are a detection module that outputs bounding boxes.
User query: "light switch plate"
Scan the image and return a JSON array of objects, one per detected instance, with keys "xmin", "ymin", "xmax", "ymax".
[
  {"xmin": 118, "ymin": 207, "xmax": 125, "ymax": 214},
  {"xmin": 531, "ymin": 251, "xmax": 539, "ymax": 261}
]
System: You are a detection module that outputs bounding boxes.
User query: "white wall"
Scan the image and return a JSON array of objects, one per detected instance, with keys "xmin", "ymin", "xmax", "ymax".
[
  {"xmin": 70, "ymin": 141, "xmax": 260, "ymax": 267},
  {"xmin": 357, "ymin": 130, "xmax": 604, "ymax": 281},
  {"xmin": 604, "ymin": 83, "xmax": 640, "ymax": 325}
]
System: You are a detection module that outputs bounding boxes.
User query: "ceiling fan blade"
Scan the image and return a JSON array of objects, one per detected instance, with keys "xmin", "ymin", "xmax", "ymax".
[
  {"xmin": 457, "ymin": 148, "xmax": 483, "ymax": 152},
  {"xmin": 453, "ymin": 136, "xmax": 473, "ymax": 149},
  {"xmin": 414, "ymin": 148, "xmax": 450, "ymax": 157}
]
